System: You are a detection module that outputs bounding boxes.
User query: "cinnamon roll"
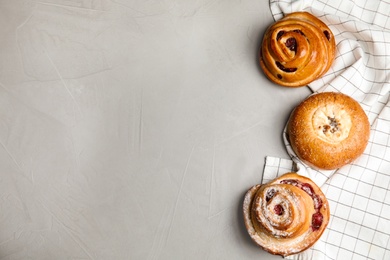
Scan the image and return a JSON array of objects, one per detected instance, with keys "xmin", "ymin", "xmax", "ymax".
[
  {"xmin": 259, "ymin": 12, "xmax": 336, "ymax": 87},
  {"xmin": 243, "ymin": 172, "xmax": 329, "ymax": 257},
  {"xmin": 287, "ymin": 92, "xmax": 370, "ymax": 170}
]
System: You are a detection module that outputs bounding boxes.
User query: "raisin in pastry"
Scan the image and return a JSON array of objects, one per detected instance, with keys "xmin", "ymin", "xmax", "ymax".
[{"xmin": 259, "ymin": 12, "xmax": 336, "ymax": 87}]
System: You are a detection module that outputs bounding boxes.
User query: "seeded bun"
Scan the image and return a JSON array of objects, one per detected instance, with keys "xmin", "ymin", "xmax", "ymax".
[{"xmin": 287, "ymin": 92, "xmax": 370, "ymax": 170}]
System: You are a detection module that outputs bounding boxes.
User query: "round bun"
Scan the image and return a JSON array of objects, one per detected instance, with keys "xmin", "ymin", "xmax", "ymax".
[
  {"xmin": 287, "ymin": 92, "xmax": 370, "ymax": 170},
  {"xmin": 243, "ymin": 172, "xmax": 330, "ymax": 257},
  {"xmin": 259, "ymin": 12, "xmax": 336, "ymax": 87}
]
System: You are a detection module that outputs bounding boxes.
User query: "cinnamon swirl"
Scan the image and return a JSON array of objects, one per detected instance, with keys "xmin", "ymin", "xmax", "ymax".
[{"xmin": 243, "ymin": 172, "xmax": 329, "ymax": 256}]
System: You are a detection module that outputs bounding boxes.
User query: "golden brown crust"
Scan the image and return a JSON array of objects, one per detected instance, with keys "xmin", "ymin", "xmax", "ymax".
[
  {"xmin": 259, "ymin": 12, "xmax": 336, "ymax": 87},
  {"xmin": 243, "ymin": 173, "xmax": 330, "ymax": 257},
  {"xmin": 287, "ymin": 92, "xmax": 370, "ymax": 170}
]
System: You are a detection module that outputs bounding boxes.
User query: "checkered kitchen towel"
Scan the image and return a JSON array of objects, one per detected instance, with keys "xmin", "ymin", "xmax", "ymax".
[{"xmin": 262, "ymin": 0, "xmax": 390, "ymax": 259}]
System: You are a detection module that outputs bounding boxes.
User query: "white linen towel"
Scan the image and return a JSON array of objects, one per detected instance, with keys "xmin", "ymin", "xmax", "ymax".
[{"xmin": 262, "ymin": 0, "xmax": 390, "ymax": 259}]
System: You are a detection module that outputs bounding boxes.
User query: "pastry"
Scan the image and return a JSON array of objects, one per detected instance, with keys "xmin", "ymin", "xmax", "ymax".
[
  {"xmin": 259, "ymin": 12, "xmax": 336, "ymax": 87},
  {"xmin": 287, "ymin": 92, "xmax": 370, "ymax": 170},
  {"xmin": 243, "ymin": 172, "xmax": 329, "ymax": 257}
]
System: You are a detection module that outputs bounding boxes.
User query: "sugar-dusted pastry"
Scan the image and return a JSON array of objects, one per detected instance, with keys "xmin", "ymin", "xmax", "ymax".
[
  {"xmin": 243, "ymin": 172, "xmax": 329, "ymax": 257},
  {"xmin": 287, "ymin": 92, "xmax": 370, "ymax": 170},
  {"xmin": 259, "ymin": 12, "xmax": 336, "ymax": 87}
]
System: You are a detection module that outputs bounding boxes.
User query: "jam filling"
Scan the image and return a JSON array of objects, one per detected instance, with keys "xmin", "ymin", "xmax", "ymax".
[
  {"xmin": 280, "ymin": 179, "xmax": 324, "ymax": 231},
  {"xmin": 274, "ymin": 204, "xmax": 284, "ymax": 215},
  {"xmin": 265, "ymin": 190, "xmax": 284, "ymax": 216},
  {"xmin": 312, "ymin": 212, "xmax": 323, "ymax": 230}
]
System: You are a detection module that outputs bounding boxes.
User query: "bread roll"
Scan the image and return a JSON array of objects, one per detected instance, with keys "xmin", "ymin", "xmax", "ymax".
[
  {"xmin": 287, "ymin": 92, "xmax": 370, "ymax": 170},
  {"xmin": 243, "ymin": 172, "xmax": 329, "ymax": 256},
  {"xmin": 259, "ymin": 12, "xmax": 336, "ymax": 87}
]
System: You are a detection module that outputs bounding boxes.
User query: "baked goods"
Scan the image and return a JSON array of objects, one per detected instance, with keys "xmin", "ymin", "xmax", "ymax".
[
  {"xmin": 243, "ymin": 172, "xmax": 329, "ymax": 257},
  {"xmin": 287, "ymin": 92, "xmax": 370, "ymax": 170},
  {"xmin": 259, "ymin": 12, "xmax": 336, "ymax": 87}
]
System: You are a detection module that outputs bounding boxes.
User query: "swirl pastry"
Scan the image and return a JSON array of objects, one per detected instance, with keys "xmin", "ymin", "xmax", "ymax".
[
  {"xmin": 287, "ymin": 92, "xmax": 370, "ymax": 170},
  {"xmin": 259, "ymin": 12, "xmax": 336, "ymax": 87},
  {"xmin": 243, "ymin": 172, "xmax": 329, "ymax": 257}
]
